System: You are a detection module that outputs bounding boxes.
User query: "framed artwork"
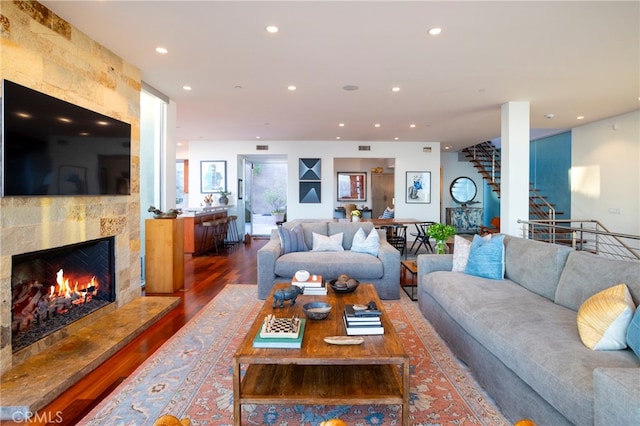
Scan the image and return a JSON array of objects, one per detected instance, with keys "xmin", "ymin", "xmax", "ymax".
[
  {"xmin": 406, "ymin": 171, "xmax": 431, "ymax": 203},
  {"xmin": 300, "ymin": 181, "xmax": 321, "ymax": 203},
  {"xmin": 200, "ymin": 160, "xmax": 227, "ymax": 193},
  {"xmin": 58, "ymin": 166, "xmax": 87, "ymax": 195},
  {"xmin": 299, "ymin": 158, "xmax": 321, "ymax": 180},
  {"xmin": 337, "ymin": 172, "xmax": 366, "ymax": 202},
  {"xmin": 237, "ymin": 179, "xmax": 243, "ymax": 200}
]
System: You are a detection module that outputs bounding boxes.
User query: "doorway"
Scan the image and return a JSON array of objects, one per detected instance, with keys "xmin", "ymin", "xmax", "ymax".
[
  {"xmin": 372, "ymin": 173, "xmax": 395, "ymax": 218},
  {"xmin": 242, "ymin": 155, "xmax": 287, "ymax": 237}
]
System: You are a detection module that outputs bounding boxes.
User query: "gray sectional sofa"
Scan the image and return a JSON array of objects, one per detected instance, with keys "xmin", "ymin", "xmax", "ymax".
[
  {"xmin": 417, "ymin": 235, "xmax": 640, "ymax": 426},
  {"xmin": 257, "ymin": 221, "xmax": 400, "ymax": 299}
]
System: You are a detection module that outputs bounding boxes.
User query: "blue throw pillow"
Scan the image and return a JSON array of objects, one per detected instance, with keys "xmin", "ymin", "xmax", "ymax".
[
  {"xmin": 278, "ymin": 225, "xmax": 308, "ymax": 254},
  {"xmin": 627, "ymin": 307, "xmax": 640, "ymax": 359},
  {"xmin": 464, "ymin": 234, "xmax": 505, "ymax": 280}
]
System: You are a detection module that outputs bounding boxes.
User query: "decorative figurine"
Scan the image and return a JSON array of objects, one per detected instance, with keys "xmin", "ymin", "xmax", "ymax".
[
  {"xmin": 273, "ymin": 285, "xmax": 303, "ymax": 308},
  {"xmin": 148, "ymin": 206, "xmax": 182, "ymax": 219}
]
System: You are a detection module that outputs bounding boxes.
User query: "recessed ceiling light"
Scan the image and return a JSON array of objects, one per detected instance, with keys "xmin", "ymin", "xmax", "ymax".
[
  {"xmin": 577, "ymin": 116, "xmax": 585, "ymax": 120},
  {"xmin": 429, "ymin": 27, "xmax": 442, "ymax": 36},
  {"xmin": 338, "ymin": 123, "xmax": 345, "ymax": 127},
  {"xmin": 409, "ymin": 124, "xmax": 416, "ymax": 128},
  {"xmin": 544, "ymin": 113, "xmax": 555, "ymax": 119},
  {"xmin": 256, "ymin": 136, "xmax": 261, "ymax": 139},
  {"xmin": 394, "ymin": 137, "xmax": 399, "ymax": 140},
  {"xmin": 16, "ymin": 112, "xmax": 31, "ymax": 118},
  {"xmin": 336, "ymin": 136, "xmax": 341, "ymax": 140},
  {"xmin": 342, "ymin": 85, "xmax": 359, "ymax": 91},
  {"xmin": 155, "ymin": 47, "xmax": 168, "ymax": 54},
  {"xmin": 266, "ymin": 25, "xmax": 279, "ymax": 33},
  {"xmin": 183, "ymin": 85, "xmax": 192, "ymax": 91},
  {"xmin": 391, "ymin": 87, "xmax": 400, "ymax": 92},
  {"xmin": 96, "ymin": 120, "xmax": 109, "ymax": 126},
  {"xmin": 58, "ymin": 117, "xmax": 71, "ymax": 123},
  {"xmin": 287, "ymin": 85, "xmax": 297, "ymax": 91},
  {"xmin": 374, "ymin": 123, "xmax": 381, "ymax": 128}
]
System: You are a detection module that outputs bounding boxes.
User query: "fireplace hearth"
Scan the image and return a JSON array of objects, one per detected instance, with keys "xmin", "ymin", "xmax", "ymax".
[{"xmin": 11, "ymin": 237, "xmax": 116, "ymax": 352}]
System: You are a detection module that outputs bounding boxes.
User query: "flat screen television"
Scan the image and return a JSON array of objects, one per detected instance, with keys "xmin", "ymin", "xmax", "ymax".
[{"xmin": 1, "ymin": 79, "xmax": 132, "ymax": 196}]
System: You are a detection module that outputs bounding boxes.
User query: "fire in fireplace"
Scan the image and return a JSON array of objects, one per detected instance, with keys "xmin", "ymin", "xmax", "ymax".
[{"xmin": 11, "ymin": 237, "xmax": 116, "ymax": 352}]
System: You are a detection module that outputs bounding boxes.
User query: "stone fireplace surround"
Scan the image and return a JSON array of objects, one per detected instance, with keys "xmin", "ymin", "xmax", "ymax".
[{"xmin": 0, "ymin": 1, "xmax": 181, "ymax": 415}]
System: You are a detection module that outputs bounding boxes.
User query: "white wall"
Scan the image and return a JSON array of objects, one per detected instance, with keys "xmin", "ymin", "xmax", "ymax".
[
  {"xmin": 188, "ymin": 140, "xmax": 441, "ymax": 222},
  {"xmin": 571, "ymin": 110, "xmax": 640, "ymax": 236},
  {"xmin": 440, "ymin": 152, "xmax": 485, "ymax": 222}
]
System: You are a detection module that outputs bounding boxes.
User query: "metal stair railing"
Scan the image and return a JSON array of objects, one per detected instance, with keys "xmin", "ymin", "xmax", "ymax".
[{"xmin": 517, "ymin": 219, "xmax": 640, "ymax": 261}]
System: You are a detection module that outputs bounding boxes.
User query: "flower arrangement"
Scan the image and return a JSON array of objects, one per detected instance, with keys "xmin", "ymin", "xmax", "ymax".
[
  {"xmin": 203, "ymin": 194, "xmax": 214, "ymax": 204},
  {"xmin": 351, "ymin": 209, "xmax": 362, "ymax": 217},
  {"xmin": 427, "ymin": 223, "xmax": 456, "ymax": 254}
]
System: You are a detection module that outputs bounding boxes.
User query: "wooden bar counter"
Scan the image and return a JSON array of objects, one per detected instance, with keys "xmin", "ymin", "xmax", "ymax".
[{"xmin": 182, "ymin": 208, "xmax": 228, "ymax": 254}]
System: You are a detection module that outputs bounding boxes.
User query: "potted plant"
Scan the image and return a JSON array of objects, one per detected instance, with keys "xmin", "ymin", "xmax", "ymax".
[
  {"xmin": 351, "ymin": 209, "xmax": 362, "ymax": 222},
  {"xmin": 427, "ymin": 223, "xmax": 457, "ymax": 254},
  {"xmin": 218, "ymin": 190, "xmax": 232, "ymax": 205}
]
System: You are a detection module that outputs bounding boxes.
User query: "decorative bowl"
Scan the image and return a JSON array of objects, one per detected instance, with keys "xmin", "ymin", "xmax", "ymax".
[
  {"xmin": 294, "ymin": 270, "xmax": 310, "ymax": 282},
  {"xmin": 302, "ymin": 302, "xmax": 332, "ymax": 320},
  {"xmin": 329, "ymin": 279, "xmax": 360, "ymax": 294}
]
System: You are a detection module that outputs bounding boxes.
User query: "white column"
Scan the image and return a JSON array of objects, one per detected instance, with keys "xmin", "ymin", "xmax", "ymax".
[{"xmin": 500, "ymin": 102, "xmax": 530, "ymax": 237}]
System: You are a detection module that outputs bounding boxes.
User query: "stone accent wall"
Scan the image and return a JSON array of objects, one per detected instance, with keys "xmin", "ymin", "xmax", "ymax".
[{"xmin": 0, "ymin": 1, "xmax": 142, "ymax": 374}]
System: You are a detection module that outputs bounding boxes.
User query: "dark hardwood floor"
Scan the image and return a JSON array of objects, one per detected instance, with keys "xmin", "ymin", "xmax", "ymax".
[{"xmin": 9, "ymin": 238, "xmax": 268, "ymax": 426}]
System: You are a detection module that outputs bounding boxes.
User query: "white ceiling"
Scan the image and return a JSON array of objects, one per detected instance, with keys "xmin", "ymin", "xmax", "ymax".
[{"xmin": 41, "ymin": 1, "xmax": 639, "ymax": 151}]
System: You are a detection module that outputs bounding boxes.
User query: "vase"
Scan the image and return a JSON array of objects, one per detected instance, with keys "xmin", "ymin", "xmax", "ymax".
[
  {"xmin": 436, "ymin": 239, "xmax": 446, "ymax": 254},
  {"xmin": 351, "ymin": 216, "xmax": 360, "ymax": 222},
  {"xmin": 218, "ymin": 196, "xmax": 229, "ymax": 205},
  {"xmin": 204, "ymin": 202, "xmax": 212, "ymax": 207}
]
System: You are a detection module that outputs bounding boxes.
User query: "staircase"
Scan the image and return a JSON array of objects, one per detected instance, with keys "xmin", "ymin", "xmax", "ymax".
[{"xmin": 461, "ymin": 141, "xmax": 573, "ymax": 243}]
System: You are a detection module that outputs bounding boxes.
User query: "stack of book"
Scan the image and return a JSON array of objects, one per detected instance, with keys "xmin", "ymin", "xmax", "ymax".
[
  {"xmin": 292, "ymin": 274, "xmax": 327, "ymax": 295},
  {"xmin": 343, "ymin": 303, "xmax": 384, "ymax": 335},
  {"xmin": 253, "ymin": 315, "xmax": 307, "ymax": 348}
]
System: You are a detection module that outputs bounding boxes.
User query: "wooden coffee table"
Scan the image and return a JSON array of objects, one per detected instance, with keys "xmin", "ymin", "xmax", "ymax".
[{"xmin": 233, "ymin": 283, "xmax": 410, "ymax": 425}]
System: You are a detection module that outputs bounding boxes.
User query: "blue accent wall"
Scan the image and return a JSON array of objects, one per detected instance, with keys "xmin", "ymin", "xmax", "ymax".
[{"xmin": 530, "ymin": 132, "xmax": 571, "ymax": 219}]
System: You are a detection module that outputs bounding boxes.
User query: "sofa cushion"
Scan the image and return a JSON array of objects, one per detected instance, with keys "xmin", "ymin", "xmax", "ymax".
[
  {"xmin": 577, "ymin": 284, "xmax": 635, "ymax": 350},
  {"xmin": 503, "ymin": 237, "xmax": 572, "ymax": 300},
  {"xmin": 627, "ymin": 308, "xmax": 640, "ymax": 358},
  {"xmin": 464, "ymin": 234, "xmax": 505, "ymax": 280},
  {"xmin": 327, "ymin": 221, "xmax": 375, "ymax": 250},
  {"xmin": 312, "ymin": 232, "xmax": 344, "ymax": 252},
  {"xmin": 421, "ymin": 271, "xmax": 640, "ymax": 426},
  {"xmin": 275, "ymin": 251, "xmax": 384, "ymax": 279},
  {"xmin": 555, "ymin": 251, "xmax": 640, "ymax": 311},
  {"xmin": 351, "ymin": 227, "xmax": 379, "ymax": 256},
  {"xmin": 452, "ymin": 234, "xmax": 490, "ymax": 272},
  {"xmin": 277, "ymin": 224, "xmax": 308, "ymax": 254}
]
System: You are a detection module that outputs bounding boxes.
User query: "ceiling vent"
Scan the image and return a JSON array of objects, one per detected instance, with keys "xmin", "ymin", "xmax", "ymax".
[
  {"xmin": 256, "ymin": 145, "xmax": 269, "ymax": 151},
  {"xmin": 358, "ymin": 145, "xmax": 371, "ymax": 151}
]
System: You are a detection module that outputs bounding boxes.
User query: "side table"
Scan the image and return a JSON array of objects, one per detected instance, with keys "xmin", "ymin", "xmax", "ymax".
[{"xmin": 400, "ymin": 260, "xmax": 418, "ymax": 301}]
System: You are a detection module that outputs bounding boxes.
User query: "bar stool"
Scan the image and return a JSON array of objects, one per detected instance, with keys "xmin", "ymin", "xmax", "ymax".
[
  {"xmin": 210, "ymin": 218, "xmax": 228, "ymax": 254},
  {"xmin": 226, "ymin": 215, "xmax": 240, "ymax": 245},
  {"xmin": 197, "ymin": 221, "xmax": 215, "ymax": 255}
]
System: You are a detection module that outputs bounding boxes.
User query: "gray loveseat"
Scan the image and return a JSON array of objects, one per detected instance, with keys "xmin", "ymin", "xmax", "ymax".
[
  {"xmin": 417, "ymin": 235, "xmax": 640, "ymax": 425},
  {"xmin": 257, "ymin": 221, "xmax": 400, "ymax": 299}
]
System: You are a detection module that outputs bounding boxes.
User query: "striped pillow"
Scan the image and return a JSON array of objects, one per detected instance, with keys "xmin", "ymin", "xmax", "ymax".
[
  {"xmin": 577, "ymin": 284, "xmax": 635, "ymax": 350},
  {"xmin": 278, "ymin": 225, "xmax": 308, "ymax": 254}
]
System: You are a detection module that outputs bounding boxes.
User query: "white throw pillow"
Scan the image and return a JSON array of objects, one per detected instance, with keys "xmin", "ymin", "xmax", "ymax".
[
  {"xmin": 351, "ymin": 227, "xmax": 380, "ymax": 256},
  {"xmin": 312, "ymin": 232, "xmax": 344, "ymax": 252}
]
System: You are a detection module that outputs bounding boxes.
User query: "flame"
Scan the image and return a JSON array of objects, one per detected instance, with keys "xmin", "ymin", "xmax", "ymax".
[{"xmin": 53, "ymin": 269, "xmax": 99, "ymax": 305}]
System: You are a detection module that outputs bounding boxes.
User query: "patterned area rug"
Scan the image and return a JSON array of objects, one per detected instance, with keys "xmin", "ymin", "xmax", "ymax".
[{"xmin": 78, "ymin": 285, "xmax": 508, "ymax": 426}]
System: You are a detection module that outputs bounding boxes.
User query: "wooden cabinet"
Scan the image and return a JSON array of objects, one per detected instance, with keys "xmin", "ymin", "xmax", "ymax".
[
  {"xmin": 446, "ymin": 207, "xmax": 483, "ymax": 234},
  {"xmin": 145, "ymin": 218, "xmax": 184, "ymax": 293}
]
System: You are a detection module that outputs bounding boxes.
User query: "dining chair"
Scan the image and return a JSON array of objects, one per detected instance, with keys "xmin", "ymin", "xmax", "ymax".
[
  {"xmin": 409, "ymin": 222, "xmax": 434, "ymax": 254},
  {"xmin": 387, "ymin": 225, "xmax": 407, "ymax": 258}
]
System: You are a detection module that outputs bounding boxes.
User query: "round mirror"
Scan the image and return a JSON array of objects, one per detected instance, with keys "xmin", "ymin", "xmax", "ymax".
[{"xmin": 450, "ymin": 177, "xmax": 477, "ymax": 205}]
